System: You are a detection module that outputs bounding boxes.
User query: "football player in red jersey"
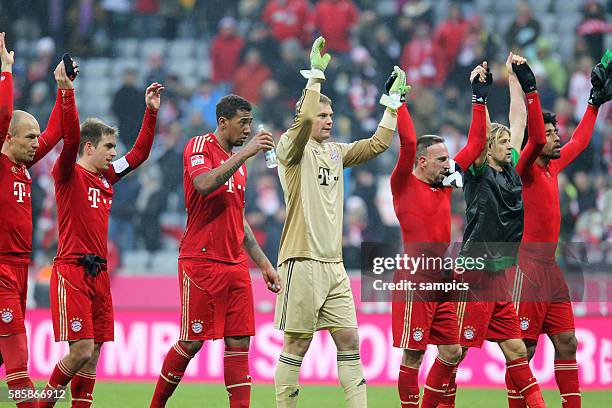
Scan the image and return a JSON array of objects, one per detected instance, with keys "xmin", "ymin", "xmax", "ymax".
[
  {"xmin": 40, "ymin": 82, "xmax": 163, "ymax": 408},
  {"xmin": 390, "ymin": 64, "xmax": 488, "ymax": 408},
  {"xmin": 0, "ymin": 32, "xmax": 75, "ymax": 408},
  {"xmin": 150, "ymin": 94, "xmax": 281, "ymax": 408},
  {"xmin": 506, "ymin": 54, "xmax": 612, "ymax": 408}
]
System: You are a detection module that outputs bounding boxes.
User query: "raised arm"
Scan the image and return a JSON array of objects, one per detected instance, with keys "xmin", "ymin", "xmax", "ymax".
[
  {"xmin": 510, "ymin": 60, "xmax": 546, "ymax": 177},
  {"xmin": 276, "ymin": 37, "xmax": 329, "ymax": 166},
  {"xmin": 106, "ymin": 83, "xmax": 162, "ymax": 184},
  {"xmin": 30, "ymin": 56, "xmax": 79, "ymax": 167},
  {"xmin": 243, "ymin": 213, "xmax": 281, "ymax": 293},
  {"xmin": 507, "ymin": 53, "xmax": 527, "ymax": 152},
  {"xmin": 0, "ymin": 32, "xmax": 14, "ymax": 146},
  {"xmin": 390, "ymin": 102, "xmax": 416, "ymax": 196},
  {"xmin": 515, "ymin": 91, "xmax": 546, "ymax": 177},
  {"xmin": 341, "ymin": 66, "xmax": 405, "ymax": 167},
  {"xmin": 51, "ymin": 62, "xmax": 81, "ymax": 183},
  {"xmin": 556, "ymin": 58, "xmax": 612, "ymax": 170},
  {"xmin": 454, "ymin": 63, "xmax": 490, "ymax": 170}
]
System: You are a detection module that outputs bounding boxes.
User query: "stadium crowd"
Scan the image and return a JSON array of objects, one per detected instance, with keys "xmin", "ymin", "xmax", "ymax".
[{"xmin": 1, "ymin": 0, "xmax": 610, "ymax": 282}]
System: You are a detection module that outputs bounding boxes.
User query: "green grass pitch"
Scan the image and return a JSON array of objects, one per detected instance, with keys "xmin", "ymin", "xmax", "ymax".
[{"xmin": 22, "ymin": 382, "xmax": 612, "ymax": 407}]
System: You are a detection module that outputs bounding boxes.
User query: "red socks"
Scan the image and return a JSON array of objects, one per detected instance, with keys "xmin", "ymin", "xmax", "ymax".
[
  {"xmin": 506, "ymin": 357, "xmax": 546, "ymax": 408},
  {"xmin": 505, "ymin": 369, "xmax": 527, "ymax": 408},
  {"xmin": 224, "ymin": 347, "xmax": 251, "ymax": 408},
  {"xmin": 421, "ymin": 357, "xmax": 457, "ymax": 408},
  {"xmin": 438, "ymin": 365, "xmax": 458, "ymax": 407},
  {"xmin": 150, "ymin": 342, "xmax": 196, "ymax": 408},
  {"xmin": 555, "ymin": 359, "xmax": 581, "ymax": 408},
  {"xmin": 71, "ymin": 370, "xmax": 97, "ymax": 407},
  {"xmin": 398, "ymin": 364, "xmax": 420, "ymax": 407},
  {"xmin": 6, "ymin": 367, "xmax": 37, "ymax": 408},
  {"xmin": 39, "ymin": 359, "xmax": 77, "ymax": 408}
]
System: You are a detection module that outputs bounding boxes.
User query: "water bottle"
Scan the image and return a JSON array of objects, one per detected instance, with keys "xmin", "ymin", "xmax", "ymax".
[{"xmin": 258, "ymin": 124, "xmax": 278, "ymax": 169}]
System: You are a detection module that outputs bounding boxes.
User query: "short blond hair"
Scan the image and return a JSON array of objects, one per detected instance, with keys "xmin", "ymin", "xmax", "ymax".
[{"xmin": 488, "ymin": 122, "xmax": 510, "ymax": 149}]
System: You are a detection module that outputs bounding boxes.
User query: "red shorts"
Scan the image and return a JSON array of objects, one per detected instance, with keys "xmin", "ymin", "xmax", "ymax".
[
  {"xmin": 0, "ymin": 263, "xmax": 28, "ymax": 336},
  {"xmin": 179, "ymin": 259, "xmax": 255, "ymax": 341},
  {"xmin": 392, "ymin": 292, "xmax": 459, "ymax": 350},
  {"xmin": 457, "ymin": 300, "xmax": 521, "ymax": 348},
  {"xmin": 50, "ymin": 263, "xmax": 114, "ymax": 343},
  {"xmin": 512, "ymin": 256, "xmax": 575, "ymax": 341}
]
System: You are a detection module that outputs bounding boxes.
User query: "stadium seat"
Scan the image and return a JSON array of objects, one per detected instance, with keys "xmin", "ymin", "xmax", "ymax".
[
  {"xmin": 169, "ymin": 39, "xmax": 196, "ymax": 59},
  {"xmin": 114, "ymin": 38, "xmax": 139, "ymax": 58},
  {"xmin": 140, "ymin": 38, "xmax": 167, "ymax": 59},
  {"xmin": 82, "ymin": 58, "xmax": 111, "ymax": 78}
]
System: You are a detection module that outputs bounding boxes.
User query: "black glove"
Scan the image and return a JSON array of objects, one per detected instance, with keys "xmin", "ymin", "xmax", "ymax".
[
  {"xmin": 385, "ymin": 72, "xmax": 406, "ymax": 102},
  {"xmin": 62, "ymin": 53, "xmax": 79, "ymax": 81},
  {"xmin": 588, "ymin": 62, "xmax": 612, "ymax": 107},
  {"xmin": 79, "ymin": 254, "xmax": 107, "ymax": 277},
  {"xmin": 471, "ymin": 69, "xmax": 492, "ymax": 104},
  {"xmin": 513, "ymin": 62, "xmax": 537, "ymax": 94}
]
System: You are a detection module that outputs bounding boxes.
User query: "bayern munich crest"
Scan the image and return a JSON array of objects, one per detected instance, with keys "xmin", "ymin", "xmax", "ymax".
[
  {"xmin": 191, "ymin": 320, "xmax": 204, "ymax": 334},
  {"xmin": 520, "ymin": 318, "xmax": 530, "ymax": 331},
  {"xmin": 71, "ymin": 318, "xmax": 83, "ymax": 332},
  {"xmin": 463, "ymin": 326, "xmax": 475, "ymax": 340},
  {"xmin": 100, "ymin": 176, "xmax": 110, "ymax": 188},
  {"xmin": 412, "ymin": 327, "xmax": 424, "ymax": 342},
  {"xmin": 1, "ymin": 308, "xmax": 13, "ymax": 324}
]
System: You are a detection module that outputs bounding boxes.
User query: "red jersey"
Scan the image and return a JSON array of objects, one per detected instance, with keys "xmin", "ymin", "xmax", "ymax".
[
  {"xmin": 391, "ymin": 102, "xmax": 486, "ymax": 252},
  {"xmin": 262, "ymin": 0, "xmax": 311, "ymax": 44},
  {"xmin": 54, "ymin": 108, "xmax": 157, "ymax": 263},
  {"xmin": 313, "ymin": 0, "xmax": 358, "ymax": 53},
  {"xmin": 180, "ymin": 134, "xmax": 247, "ymax": 264},
  {"xmin": 521, "ymin": 105, "xmax": 598, "ymax": 258},
  {"xmin": 0, "ymin": 72, "xmax": 67, "ymax": 265}
]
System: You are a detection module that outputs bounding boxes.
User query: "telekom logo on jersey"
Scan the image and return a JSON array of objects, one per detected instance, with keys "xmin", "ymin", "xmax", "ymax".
[
  {"xmin": 88, "ymin": 187, "xmax": 101, "ymax": 208},
  {"xmin": 13, "ymin": 182, "xmax": 28, "ymax": 203}
]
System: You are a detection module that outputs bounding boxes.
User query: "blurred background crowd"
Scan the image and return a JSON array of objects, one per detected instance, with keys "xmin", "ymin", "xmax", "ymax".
[{"xmin": 1, "ymin": 0, "xmax": 610, "ymax": 302}]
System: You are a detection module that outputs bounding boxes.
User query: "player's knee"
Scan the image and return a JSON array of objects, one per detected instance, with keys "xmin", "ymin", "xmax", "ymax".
[
  {"xmin": 552, "ymin": 332, "xmax": 577, "ymax": 358},
  {"xmin": 402, "ymin": 349, "xmax": 425, "ymax": 368},
  {"xmin": 283, "ymin": 333, "xmax": 313, "ymax": 357},
  {"xmin": 438, "ymin": 344, "xmax": 462, "ymax": 364},
  {"xmin": 224, "ymin": 336, "xmax": 250, "ymax": 350},
  {"xmin": 69, "ymin": 341, "xmax": 95, "ymax": 365},
  {"xmin": 180, "ymin": 340, "xmax": 203, "ymax": 355},
  {"xmin": 330, "ymin": 328, "xmax": 359, "ymax": 351},
  {"xmin": 499, "ymin": 338, "xmax": 527, "ymax": 361}
]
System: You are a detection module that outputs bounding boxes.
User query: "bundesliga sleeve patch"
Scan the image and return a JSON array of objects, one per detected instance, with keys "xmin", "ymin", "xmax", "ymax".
[{"xmin": 191, "ymin": 155, "xmax": 205, "ymax": 166}]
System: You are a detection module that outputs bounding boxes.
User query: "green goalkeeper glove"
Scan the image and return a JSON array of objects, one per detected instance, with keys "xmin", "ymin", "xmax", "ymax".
[
  {"xmin": 380, "ymin": 66, "xmax": 409, "ymax": 110},
  {"xmin": 301, "ymin": 36, "xmax": 331, "ymax": 80}
]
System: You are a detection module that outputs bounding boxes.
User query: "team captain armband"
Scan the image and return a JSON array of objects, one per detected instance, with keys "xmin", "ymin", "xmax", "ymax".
[
  {"xmin": 442, "ymin": 159, "xmax": 463, "ymax": 188},
  {"xmin": 112, "ymin": 156, "xmax": 132, "ymax": 179}
]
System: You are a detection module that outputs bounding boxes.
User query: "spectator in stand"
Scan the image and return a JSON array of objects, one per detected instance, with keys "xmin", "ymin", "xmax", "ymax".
[
  {"xmin": 363, "ymin": 25, "xmax": 401, "ymax": 88},
  {"xmin": 577, "ymin": 0, "xmax": 612, "ymax": 62},
  {"xmin": 26, "ymin": 82, "xmax": 53, "ymax": 127},
  {"xmin": 189, "ymin": 80, "xmax": 223, "ymax": 130},
  {"xmin": 313, "ymin": 0, "xmax": 359, "ymax": 54},
  {"xmin": 505, "ymin": 0, "xmax": 541, "ymax": 59},
  {"xmin": 433, "ymin": 3, "xmax": 469, "ymax": 85},
  {"xmin": 233, "ymin": 48, "xmax": 271, "ymax": 105},
  {"xmin": 134, "ymin": 0, "xmax": 160, "ymax": 38},
  {"xmin": 259, "ymin": 79, "xmax": 288, "ymax": 129},
  {"xmin": 112, "ymin": 68, "xmax": 146, "ymax": 147},
  {"xmin": 534, "ymin": 38, "xmax": 568, "ymax": 96},
  {"xmin": 569, "ymin": 54, "xmax": 595, "ymax": 122},
  {"xmin": 144, "ymin": 51, "xmax": 168, "ymax": 87},
  {"xmin": 262, "ymin": 0, "xmax": 311, "ymax": 45},
  {"xmin": 210, "ymin": 16, "xmax": 244, "ymax": 87},
  {"xmin": 400, "ymin": 23, "xmax": 437, "ymax": 86},
  {"xmin": 274, "ymin": 38, "xmax": 307, "ymax": 100}
]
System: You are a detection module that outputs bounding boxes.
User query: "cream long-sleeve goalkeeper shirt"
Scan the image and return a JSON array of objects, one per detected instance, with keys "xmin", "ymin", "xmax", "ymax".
[{"xmin": 276, "ymin": 81, "xmax": 397, "ymax": 265}]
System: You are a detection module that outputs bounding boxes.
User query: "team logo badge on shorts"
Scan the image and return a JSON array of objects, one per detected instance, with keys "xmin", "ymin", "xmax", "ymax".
[
  {"xmin": 412, "ymin": 327, "xmax": 424, "ymax": 342},
  {"xmin": 463, "ymin": 326, "xmax": 475, "ymax": 340},
  {"xmin": 520, "ymin": 318, "xmax": 530, "ymax": 331},
  {"xmin": 70, "ymin": 318, "xmax": 83, "ymax": 332},
  {"xmin": 191, "ymin": 320, "xmax": 204, "ymax": 334},
  {"xmin": 1, "ymin": 308, "xmax": 13, "ymax": 324}
]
